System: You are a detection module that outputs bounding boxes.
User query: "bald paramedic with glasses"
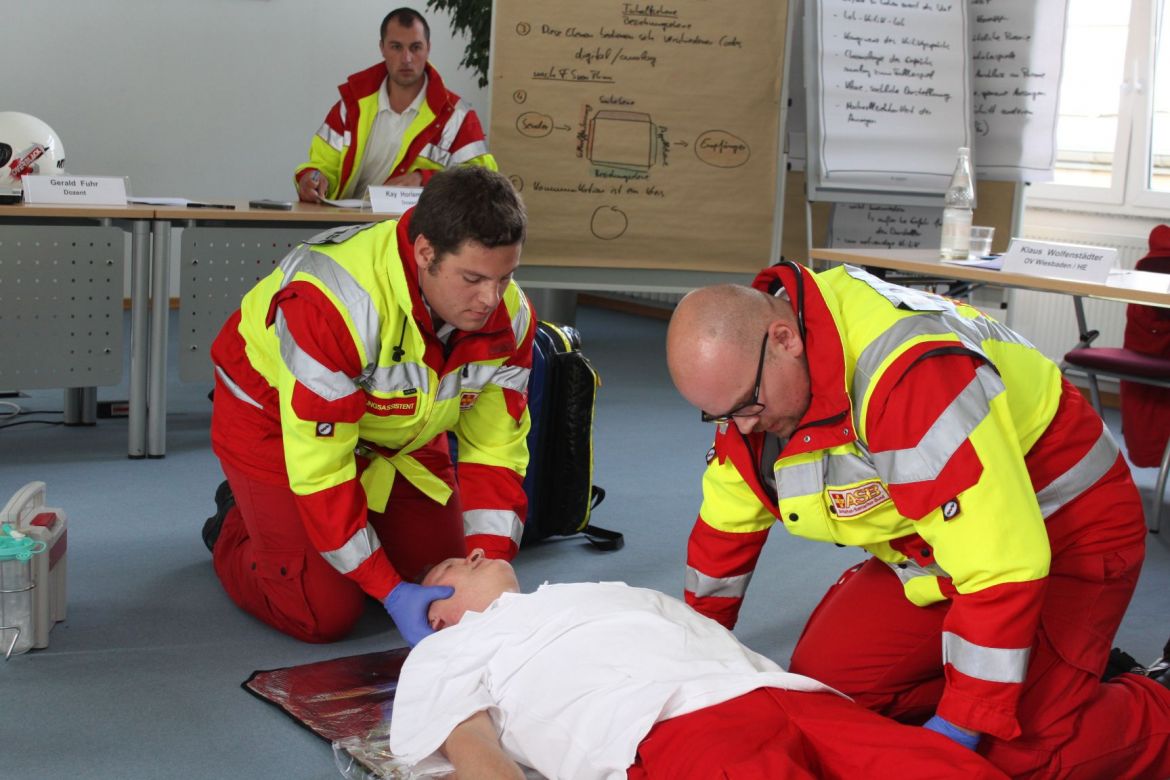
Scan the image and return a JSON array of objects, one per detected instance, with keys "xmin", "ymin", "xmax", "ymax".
[{"xmin": 665, "ymin": 261, "xmax": 1170, "ymax": 778}]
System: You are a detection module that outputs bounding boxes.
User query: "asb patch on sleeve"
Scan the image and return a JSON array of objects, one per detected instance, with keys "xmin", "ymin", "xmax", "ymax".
[
  {"xmin": 941, "ymin": 498, "xmax": 961, "ymax": 520},
  {"xmin": 828, "ymin": 480, "xmax": 891, "ymax": 518},
  {"xmin": 315, "ymin": 422, "xmax": 335, "ymax": 438}
]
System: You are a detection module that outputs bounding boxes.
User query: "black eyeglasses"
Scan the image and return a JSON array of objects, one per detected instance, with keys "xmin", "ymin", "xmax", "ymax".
[{"xmin": 701, "ymin": 332, "xmax": 769, "ymax": 424}]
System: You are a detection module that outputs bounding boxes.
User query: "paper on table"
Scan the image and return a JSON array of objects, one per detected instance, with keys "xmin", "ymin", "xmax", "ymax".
[
  {"xmin": 320, "ymin": 197, "xmax": 367, "ymax": 209},
  {"xmin": 942, "ymin": 255, "xmax": 1004, "ymax": 270},
  {"xmin": 128, "ymin": 197, "xmax": 194, "ymax": 206}
]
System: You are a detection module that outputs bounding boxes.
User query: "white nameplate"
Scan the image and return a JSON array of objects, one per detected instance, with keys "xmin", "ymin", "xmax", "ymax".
[
  {"xmin": 22, "ymin": 175, "xmax": 128, "ymax": 206},
  {"xmin": 999, "ymin": 239, "xmax": 1117, "ymax": 285},
  {"xmin": 367, "ymin": 186, "xmax": 422, "ymax": 214}
]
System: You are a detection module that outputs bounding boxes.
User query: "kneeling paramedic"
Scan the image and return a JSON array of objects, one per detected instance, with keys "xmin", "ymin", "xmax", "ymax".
[
  {"xmin": 203, "ymin": 167, "xmax": 535, "ymax": 646},
  {"xmin": 666, "ymin": 264, "xmax": 1170, "ymax": 778}
]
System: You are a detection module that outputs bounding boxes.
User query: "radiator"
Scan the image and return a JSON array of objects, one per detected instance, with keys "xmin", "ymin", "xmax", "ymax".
[{"xmin": 1010, "ymin": 229, "xmax": 1148, "ymax": 369}]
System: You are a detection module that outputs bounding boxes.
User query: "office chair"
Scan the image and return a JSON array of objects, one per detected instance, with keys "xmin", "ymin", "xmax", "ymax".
[{"xmin": 1061, "ymin": 226, "xmax": 1170, "ymax": 533}]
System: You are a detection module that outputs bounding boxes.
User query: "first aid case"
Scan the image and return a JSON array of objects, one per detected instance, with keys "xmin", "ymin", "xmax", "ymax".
[{"xmin": 0, "ymin": 482, "xmax": 67, "ymax": 655}]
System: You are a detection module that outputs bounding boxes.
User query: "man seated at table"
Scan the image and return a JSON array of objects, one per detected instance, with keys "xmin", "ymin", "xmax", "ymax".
[
  {"xmin": 294, "ymin": 7, "xmax": 496, "ymax": 202},
  {"xmin": 388, "ymin": 551, "xmax": 1008, "ymax": 779}
]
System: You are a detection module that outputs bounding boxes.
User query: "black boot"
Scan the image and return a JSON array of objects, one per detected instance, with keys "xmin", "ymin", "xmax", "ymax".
[{"xmin": 202, "ymin": 480, "xmax": 235, "ymax": 552}]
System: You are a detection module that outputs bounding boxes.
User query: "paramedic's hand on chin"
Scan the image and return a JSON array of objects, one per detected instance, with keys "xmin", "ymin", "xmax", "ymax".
[
  {"xmin": 923, "ymin": 714, "xmax": 982, "ymax": 751},
  {"xmin": 383, "ymin": 582, "xmax": 455, "ymax": 647}
]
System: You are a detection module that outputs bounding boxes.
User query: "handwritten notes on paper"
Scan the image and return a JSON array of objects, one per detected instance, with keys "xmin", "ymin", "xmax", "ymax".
[
  {"xmin": 829, "ymin": 202, "xmax": 943, "ymax": 249},
  {"xmin": 970, "ymin": 0, "xmax": 1068, "ymax": 181},
  {"xmin": 809, "ymin": 0, "xmax": 971, "ymax": 196},
  {"xmin": 490, "ymin": 0, "xmax": 787, "ymax": 272}
]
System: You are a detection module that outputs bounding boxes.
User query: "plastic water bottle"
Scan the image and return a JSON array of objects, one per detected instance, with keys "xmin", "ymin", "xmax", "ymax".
[{"xmin": 940, "ymin": 147, "xmax": 975, "ymax": 260}]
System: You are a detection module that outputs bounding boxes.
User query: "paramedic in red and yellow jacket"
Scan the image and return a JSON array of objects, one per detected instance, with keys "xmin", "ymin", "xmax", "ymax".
[
  {"xmin": 294, "ymin": 8, "xmax": 496, "ymax": 202},
  {"xmin": 206, "ymin": 168, "xmax": 534, "ymax": 647},
  {"xmin": 666, "ymin": 262, "xmax": 1170, "ymax": 778}
]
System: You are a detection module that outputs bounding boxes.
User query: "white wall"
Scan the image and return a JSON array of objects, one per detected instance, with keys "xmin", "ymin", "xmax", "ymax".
[{"xmin": 7, "ymin": 0, "xmax": 487, "ymax": 201}]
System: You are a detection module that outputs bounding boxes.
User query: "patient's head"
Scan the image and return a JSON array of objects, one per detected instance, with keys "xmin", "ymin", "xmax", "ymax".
[{"xmin": 423, "ymin": 548, "xmax": 520, "ymax": 631}]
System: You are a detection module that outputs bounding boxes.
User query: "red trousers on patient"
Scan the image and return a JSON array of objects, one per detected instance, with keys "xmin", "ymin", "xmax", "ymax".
[
  {"xmin": 627, "ymin": 687, "xmax": 1008, "ymax": 779},
  {"xmin": 212, "ymin": 438, "xmax": 466, "ymax": 643}
]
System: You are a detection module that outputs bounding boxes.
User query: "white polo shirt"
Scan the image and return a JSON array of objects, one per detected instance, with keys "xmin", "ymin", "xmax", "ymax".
[
  {"xmin": 348, "ymin": 75, "xmax": 428, "ymax": 198},
  {"xmin": 390, "ymin": 582, "xmax": 838, "ymax": 779}
]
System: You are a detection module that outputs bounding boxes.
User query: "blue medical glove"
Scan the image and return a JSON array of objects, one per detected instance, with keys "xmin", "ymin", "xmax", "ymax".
[
  {"xmin": 923, "ymin": 714, "xmax": 981, "ymax": 751},
  {"xmin": 382, "ymin": 582, "xmax": 454, "ymax": 647}
]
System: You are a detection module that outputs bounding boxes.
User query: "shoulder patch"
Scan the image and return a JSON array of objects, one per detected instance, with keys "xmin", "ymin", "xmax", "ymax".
[
  {"xmin": 305, "ymin": 222, "xmax": 381, "ymax": 246},
  {"xmin": 828, "ymin": 480, "xmax": 891, "ymax": 518}
]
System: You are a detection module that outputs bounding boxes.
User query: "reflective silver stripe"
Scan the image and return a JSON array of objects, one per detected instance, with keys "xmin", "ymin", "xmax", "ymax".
[
  {"xmin": 942, "ymin": 631, "xmax": 1029, "ymax": 684},
  {"xmin": 214, "ymin": 365, "xmax": 263, "ymax": 409},
  {"xmin": 854, "ymin": 316, "xmax": 960, "ymax": 407},
  {"xmin": 872, "ymin": 365, "xmax": 1004, "ymax": 485},
  {"xmin": 439, "ymin": 101, "xmax": 472, "ymax": 151},
  {"xmin": 321, "ymin": 524, "xmax": 382, "ymax": 575},
  {"xmin": 777, "ymin": 459, "xmax": 824, "ymax": 499},
  {"xmin": 315, "ymin": 122, "xmax": 348, "ymax": 152},
  {"xmin": 685, "ymin": 566, "xmax": 753, "ymax": 599},
  {"xmin": 275, "ymin": 310, "xmax": 359, "ymax": 401},
  {"xmin": 461, "ymin": 363, "xmax": 498, "ymax": 393},
  {"xmin": 1035, "ymin": 424, "xmax": 1120, "ymax": 518},
  {"xmin": 491, "ymin": 364, "xmax": 531, "ymax": 393},
  {"xmin": 511, "ymin": 295, "xmax": 532, "ymax": 345},
  {"xmin": 884, "ymin": 559, "xmax": 949, "ymax": 586},
  {"xmin": 436, "ymin": 372, "xmax": 463, "ymax": 402},
  {"xmin": 463, "ymin": 509, "xmax": 524, "ymax": 547},
  {"xmin": 417, "ymin": 143, "xmax": 452, "ymax": 168},
  {"xmin": 277, "ymin": 247, "xmax": 381, "ymax": 374},
  {"xmin": 449, "ymin": 139, "xmax": 490, "ymax": 165},
  {"xmin": 825, "ymin": 448, "xmax": 879, "ymax": 487},
  {"xmin": 367, "ymin": 362, "xmax": 430, "ymax": 395}
]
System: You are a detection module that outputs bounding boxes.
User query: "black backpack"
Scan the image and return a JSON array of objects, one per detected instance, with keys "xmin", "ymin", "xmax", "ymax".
[{"xmin": 521, "ymin": 322, "xmax": 622, "ymax": 551}]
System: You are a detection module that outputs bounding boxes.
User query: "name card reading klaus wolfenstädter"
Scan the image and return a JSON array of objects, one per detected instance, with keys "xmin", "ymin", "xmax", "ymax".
[
  {"xmin": 368, "ymin": 186, "xmax": 422, "ymax": 215},
  {"xmin": 999, "ymin": 239, "xmax": 1117, "ymax": 285},
  {"xmin": 22, "ymin": 175, "xmax": 128, "ymax": 206}
]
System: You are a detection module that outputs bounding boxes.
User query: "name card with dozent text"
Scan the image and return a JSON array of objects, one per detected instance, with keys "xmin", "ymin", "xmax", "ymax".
[
  {"xmin": 367, "ymin": 186, "xmax": 422, "ymax": 215},
  {"xmin": 999, "ymin": 239, "xmax": 1117, "ymax": 285},
  {"xmin": 22, "ymin": 175, "xmax": 128, "ymax": 206}
]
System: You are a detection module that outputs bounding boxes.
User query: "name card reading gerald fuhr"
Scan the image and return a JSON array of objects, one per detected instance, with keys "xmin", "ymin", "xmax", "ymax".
[
  {"xmin": 22, "ymin": 175, "xmax": 128, "ymax": 206},
  {"xmin": 999, "ymin": 238, "xmax": 1117, "ymax": 285},
  {"xmin": 368, "ymin": 186, "xmax": 422, "ymax": 215}
]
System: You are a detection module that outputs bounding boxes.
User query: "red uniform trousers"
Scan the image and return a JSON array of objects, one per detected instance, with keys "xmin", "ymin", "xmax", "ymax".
[
  {"xmin": 789, "ymin": 542, "xmax": 1170, "ymax": 778},
  {"xmin": 627, "ymin": 687, "xmax": 1008, "ymax": 779},
  {"xmin": 212, "ymin": 436, "xmax": 466, "ymax": 643}
]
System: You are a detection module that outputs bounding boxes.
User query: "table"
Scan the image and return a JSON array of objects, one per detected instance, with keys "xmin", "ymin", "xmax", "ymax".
[
  {"xmin": 0, "ymin": 203, "xmax": 156, "ymax": 456},
  {"xmin": 1, "ymin": 200, "xmax": 759, "ymax": 459},
  {"xmin": 149, "ymin": 201, "xmax": 386, "ymax": 457},
  {"xmin": 807, "ymin": 248, "xmax": 1170, "ymax": 308}
]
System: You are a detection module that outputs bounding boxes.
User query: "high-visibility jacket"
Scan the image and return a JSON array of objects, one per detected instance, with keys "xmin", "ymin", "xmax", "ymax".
[
  {"xmin": 685, "ymin": 262, "xmax": 1140, "ymax": 738},
  {"xmin": 210, "ymin": 214, "xmax": 534, "ymax": 601},
  {"xmin": 294, "ymin": 62, "xmax": 497, "ymax": 199}
]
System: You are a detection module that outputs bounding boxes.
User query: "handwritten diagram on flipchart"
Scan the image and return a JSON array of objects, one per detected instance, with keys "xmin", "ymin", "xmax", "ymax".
[{"xmin": 490, "ymin": 0, "xmax": 789, "ymax": 272}]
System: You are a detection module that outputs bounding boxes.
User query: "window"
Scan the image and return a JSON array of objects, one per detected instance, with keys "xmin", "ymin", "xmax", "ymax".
[{"xmin": 1034, "ymin": 0, "xmax": 1170, "ymax": 213}]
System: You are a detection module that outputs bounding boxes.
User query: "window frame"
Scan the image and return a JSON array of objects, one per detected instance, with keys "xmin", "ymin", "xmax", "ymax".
[{"xmin": 1029, "ymin": 0, "xmax": 1170, "ymax": 216}]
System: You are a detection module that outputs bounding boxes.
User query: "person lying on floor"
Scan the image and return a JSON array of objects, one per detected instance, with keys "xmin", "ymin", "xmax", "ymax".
[{"xmin": 388, "ymin": 549, "xmax": 1008, "ymax": 779}]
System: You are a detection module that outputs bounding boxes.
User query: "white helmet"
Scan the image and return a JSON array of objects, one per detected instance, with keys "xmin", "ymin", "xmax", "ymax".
[{"xmin": 0, "ymin": 112, "xmax": 66, "ymax": 196}]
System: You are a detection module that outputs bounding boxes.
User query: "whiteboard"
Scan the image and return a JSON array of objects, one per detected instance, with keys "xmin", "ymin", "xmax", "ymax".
[
  {"xmin": 970, "ymin": 0, "xmax": 1070, "ymax": 182},
  {"xmin": 804, "ymin": 0, "xmax": 973, "ymax": 205}
]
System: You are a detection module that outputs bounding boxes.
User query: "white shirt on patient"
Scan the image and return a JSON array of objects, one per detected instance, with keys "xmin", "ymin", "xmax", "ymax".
[{"xmin": 389, "ymin": 582, "xmax": 838, "ymax": 780}]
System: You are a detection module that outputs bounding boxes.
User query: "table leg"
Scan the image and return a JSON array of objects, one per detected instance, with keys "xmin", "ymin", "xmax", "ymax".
[
  {"xmin": 128, "ymin": 220, "xmax": 151, "ymax": 458},
  {"xmin": 147, "ymin": 220, "xmax": 171, "ymax": 458}
]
